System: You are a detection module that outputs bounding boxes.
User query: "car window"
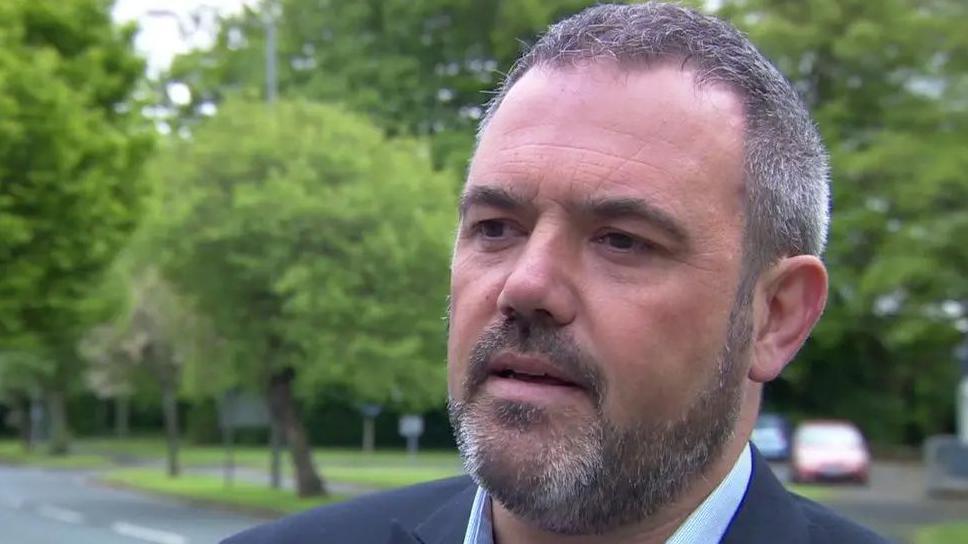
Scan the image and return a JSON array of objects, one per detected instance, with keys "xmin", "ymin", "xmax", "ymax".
[{"xmin": 796, "ymin": 426, "xmax": 862, "ymax": 447}]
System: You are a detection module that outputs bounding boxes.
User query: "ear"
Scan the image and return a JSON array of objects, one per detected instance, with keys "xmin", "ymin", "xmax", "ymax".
[{"xmin": 749, "ymin": 255, "xmax": 828, "ymax": 383}]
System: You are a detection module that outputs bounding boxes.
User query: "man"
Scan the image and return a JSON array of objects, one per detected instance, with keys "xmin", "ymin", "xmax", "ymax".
[{"xmin": 225, "ymin": 3, "xmax": 888, "ymax": 543}]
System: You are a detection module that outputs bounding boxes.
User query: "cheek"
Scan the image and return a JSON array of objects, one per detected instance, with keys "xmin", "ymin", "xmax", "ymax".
[
  {"xmin": 447, "ymin": 253, "xmax": 505, "ymax": 396},
  {"xmin": 589, "ymin": 284, "xmax": 734, "ymax": 421}
]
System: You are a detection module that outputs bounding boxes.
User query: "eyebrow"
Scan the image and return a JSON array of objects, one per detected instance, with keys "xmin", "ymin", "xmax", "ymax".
[
  {"xmin": 458, "ymin": 186, "xmax": 530, "ymax": 218},
  {"xmin": 577, "ymin": 196, "xmax": 690, "ymax": 246},
  {"xmin": 458, "ymin": 185, "xmax": 689, "ymax": 246}
]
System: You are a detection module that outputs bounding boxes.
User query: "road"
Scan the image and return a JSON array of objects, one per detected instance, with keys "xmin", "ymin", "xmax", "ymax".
[
  {"xmin": 772, "ymin": 462, "xmax": 968, "ymax": 543},
  {"xmin": 1, "ymin": 461, "xmax": 965, "ymax": 544},
  {"xmin": 0, "ymin": 465, "xmax": 261, "ymax": 544}
]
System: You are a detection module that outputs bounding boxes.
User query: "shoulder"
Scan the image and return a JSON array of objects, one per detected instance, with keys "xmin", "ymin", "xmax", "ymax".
[
  {"xmin": 221, "ymin": 475, "xmax": 476, "ymax": 544},
  {"xmin": 790, "ymin": 493, "xmax": 890, "ymax": 544}
]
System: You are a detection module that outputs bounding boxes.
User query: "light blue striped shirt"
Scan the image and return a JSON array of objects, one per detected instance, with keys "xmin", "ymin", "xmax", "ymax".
[{"xmin": 462, "ymin": 443, "xmax": 752, "ymax": 544}]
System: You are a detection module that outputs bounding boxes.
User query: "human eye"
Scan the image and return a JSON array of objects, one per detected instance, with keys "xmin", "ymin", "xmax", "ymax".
[
  {"xmin": 475, "ymin": 219, "xmax": 510, "ymax": 240},
  {"xmin": 466, "ymin": 218, "xmax": 524, "ymax": 250},
  {"xmin": 592, "ymin": 230, "xmax": 656, "ymax": 254}
]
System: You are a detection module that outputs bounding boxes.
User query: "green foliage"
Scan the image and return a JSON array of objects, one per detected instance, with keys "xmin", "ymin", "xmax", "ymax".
[
  {"xmin": 144, "ymin": 99, "xmax": 455, "ymax": 411},
  {"xmin": 78, "ymin": 267, "xmax": 207, "ymax": 400},
  {"xmin": 0, "ymin": 0, "xmax": 155, "ymax": 397},
  {"xmin": 10, "ymin": 0, "xmax": 947, "ymax": 449},
  {"xmin": 0, "ymin": 439, "xmax": 109, "ymax": 469},
  {"xmin": 720, "ymin": 0, "xmax": 968, "ymax": 442},
  {"xmin": 167, "ymin": 0, "xmax": 613, "ymax": 170}
]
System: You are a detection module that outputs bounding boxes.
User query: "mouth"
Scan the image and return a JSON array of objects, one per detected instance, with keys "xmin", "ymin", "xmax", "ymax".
[
  {"xmin": 490, "ymin": 368, "xmax": 580, "ymax": 388},
  {"xmin": 481, "ymin": 353, "xmax": 589, "ymax": 403}
]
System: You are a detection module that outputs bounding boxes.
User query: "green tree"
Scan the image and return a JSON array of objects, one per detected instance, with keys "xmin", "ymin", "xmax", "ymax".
[
  {"xmin": 160, "ymin": 0, "xmax": 966, "ymax": 446},
  {"xmin": 143, "ymin": 99, "xmax": 455, "ymax": 496},
  {"xmin": 166, "ymin": 0, "xmax": 612, "ymax": 170},
  {"xmin": 719, "ymin": 0, "xmax": 968, "ymax": 443},
  {"xmin": 0, "ymin": 0, "xmax": 155, "ymax": 453},
  {"xmin": 79, "ymin": 267, "xmax": 203, "ymax": 476}
]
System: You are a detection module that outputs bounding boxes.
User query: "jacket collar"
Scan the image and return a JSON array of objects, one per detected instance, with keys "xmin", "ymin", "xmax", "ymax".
[
  {"xmin": 389, "ymin": 448, "xmax": 805, "ymax": 544},
  {"xmin": 386, "ymin": 478, "xmax": 478, "ymax": 544}
]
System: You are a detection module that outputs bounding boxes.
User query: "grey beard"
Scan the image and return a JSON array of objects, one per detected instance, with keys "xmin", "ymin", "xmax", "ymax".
[
  {"xmin": 449, "ymin": 367, "xmax": 743, "ymax": 534},
  {"xmin": 447, "ymin": 298, "xmax": 751, "ymax": 534}
]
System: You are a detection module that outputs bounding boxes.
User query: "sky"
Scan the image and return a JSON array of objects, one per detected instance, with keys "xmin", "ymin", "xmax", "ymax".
[{"xmin": 112, "ymin": 0, "xmax": 256, "ymax": 78}]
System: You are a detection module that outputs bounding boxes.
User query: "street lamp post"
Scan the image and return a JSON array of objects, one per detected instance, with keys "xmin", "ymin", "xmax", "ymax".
[
  {"xmin": 147, "ymin": 2, "xmax": 285, "ymax": 489},
  {"xmin": 264, "ymin": 1, "xmax": 278, "ymax": 105}
]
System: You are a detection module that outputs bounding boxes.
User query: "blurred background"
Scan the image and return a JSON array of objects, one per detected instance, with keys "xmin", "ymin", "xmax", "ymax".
[{"xmin": 0, "ymin": 1, "xmax": 965, "ymax": 543}]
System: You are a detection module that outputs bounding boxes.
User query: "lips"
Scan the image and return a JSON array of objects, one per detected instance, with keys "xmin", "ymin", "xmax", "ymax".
[{"xmin": 487, "ymin": 352, "xmax": 584, "ymax": 389}]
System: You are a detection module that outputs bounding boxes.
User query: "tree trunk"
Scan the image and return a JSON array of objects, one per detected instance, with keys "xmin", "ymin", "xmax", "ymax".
[
  {"xmin": 268, "ymin": 368, "xmax": 325, "ymax": 497},
  {"xmin": 162, "ymin": 385, "xmax": 180, "ymax": 477},
  {"xmin": 115, "ymin": 395, "xmax": 130, "ymax": 439},
  {"xmin": 46, "ymin": 389, "xmax": 69, "ymax": 456}
]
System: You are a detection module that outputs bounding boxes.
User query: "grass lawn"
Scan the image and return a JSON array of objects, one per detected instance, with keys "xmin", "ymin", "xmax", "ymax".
[
  {"xmin": 786, "ymin": 483, "xmax": 832, "ymax": 502},
  {"xmin": 102, "ymin": 468, "xmax": 344, "ymax": 515},
  {"xmin": 314, "ymin": 448, "xmax": 462, "ymax": 468},
  {"xmin": 0, "ymin": 435, "xmax": 846, "ymax": 520},
  {"xmin": 6, "ymin": 437, "xmax": 836, "ymax": 507},
  {"xmin": 914, "ymin": 522, "xmax": 968, "ymax": 544},
  {"xmin": 0, "ymin": 440, "xmax": 112, "ymax": 469},
  {"xmin": 77, "ymin": 437, "xmax": 270, "ymax": 467},
  {"xmin": 321, "ymin": 465, "xmax": 462, "ymax": 489},
  {"xmin": 76, "ymin": 438, "xmax": 463, "ymax": 470}
]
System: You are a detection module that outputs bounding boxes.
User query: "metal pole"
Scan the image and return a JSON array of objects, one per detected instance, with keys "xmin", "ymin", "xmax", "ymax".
[
  {"xmin": 265, "ymin": 0, "xmax": 282, "ymax": 488},
  {"xmin": 223, "ymin": 421, "xmax": 235, "ymax": 488},
  {"xmin": 407, "ymin": 436, "xmax": 418, "ymax": 459},
  {"xmin": 264, "ymin": 1, "xmax": 278, "ymax": 104},
  {"xmin": 270, "ymin": 419, "xmax": 282, "ymax": 488}
]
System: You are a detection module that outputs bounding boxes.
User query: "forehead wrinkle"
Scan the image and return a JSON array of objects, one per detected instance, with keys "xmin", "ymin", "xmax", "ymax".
[{"xmin": 492, "ymin": 142, "xmax": 693, "ymax": 181}]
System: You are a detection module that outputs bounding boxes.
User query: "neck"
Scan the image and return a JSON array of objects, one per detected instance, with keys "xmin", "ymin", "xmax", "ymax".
[{"xmin": 492, "ymin": 388, "xmax": 760, "ymax": 544}]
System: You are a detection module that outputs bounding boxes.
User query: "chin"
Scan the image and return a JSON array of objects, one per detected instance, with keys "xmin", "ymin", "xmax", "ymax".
[{"xmin": 452, "ymin": 396, "xmax": 605, "ymax": 494}]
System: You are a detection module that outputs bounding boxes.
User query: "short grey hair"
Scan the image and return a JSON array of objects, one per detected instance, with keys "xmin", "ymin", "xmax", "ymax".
[{"xmin": 478, "ymin": 2, "xmax": 830, "ymax": 273}]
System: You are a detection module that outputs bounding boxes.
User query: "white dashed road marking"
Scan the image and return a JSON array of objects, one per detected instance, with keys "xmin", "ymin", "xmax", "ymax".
[
  {"xmin": 111, "ymin": 521, "xmax": 188, "ymax": 544},
  {"xmin": 36, "ymin": 504, "xmax": 85, "ymax": 524}
]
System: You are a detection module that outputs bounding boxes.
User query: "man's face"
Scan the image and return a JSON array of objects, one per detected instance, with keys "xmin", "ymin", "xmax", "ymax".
[{"xmin": 447, "ymin": 63, "xmax": 750, "ymax": 533}]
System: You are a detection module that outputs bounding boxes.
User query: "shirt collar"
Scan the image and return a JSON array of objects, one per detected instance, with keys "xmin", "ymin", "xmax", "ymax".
[
  {"xmin": 462, "ymin": 443, "xmax": 752, "ymax": 544},
  {"xmin": 461, "ymin": 481, "xmax": 493, "ymax": 544},
  {"xmin": 666, "ymin": 442, "xmax": 752, "ymax": 544}
]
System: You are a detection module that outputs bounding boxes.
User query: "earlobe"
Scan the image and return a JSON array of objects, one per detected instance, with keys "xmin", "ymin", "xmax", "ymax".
[{"xmin": 749, "ymin": 256, "xmax": 828, "ymax": 383}]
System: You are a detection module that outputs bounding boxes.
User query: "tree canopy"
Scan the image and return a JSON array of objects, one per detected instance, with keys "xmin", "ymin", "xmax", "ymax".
[
  {"xmin": 1, "ymin": 0, "xmax": 963, "ymax": 453},
  {"xmin": 0, "ymin": 0, "xmax": 154, "ymax": 451},
  {"xmin": 721, "ymin": 0, "xmax": 968, "ymax": 442},
  {"xmin": 162, "ymin": 0, "xmax": 967, "ymax": 443}
]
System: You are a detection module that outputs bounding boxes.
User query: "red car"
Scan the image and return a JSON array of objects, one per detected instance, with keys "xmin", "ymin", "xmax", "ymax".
[{"xmin": 791, "ymin": 420, "xmax": 870, "ymax": 485}]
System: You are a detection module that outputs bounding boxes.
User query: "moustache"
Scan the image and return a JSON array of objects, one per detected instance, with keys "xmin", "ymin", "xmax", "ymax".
[{"xmin": 464, "ymin": 317, "xmax": 605, "ymax": 408}]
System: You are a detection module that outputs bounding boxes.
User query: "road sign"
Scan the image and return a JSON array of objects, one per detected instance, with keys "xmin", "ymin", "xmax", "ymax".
[
  {"xmin": 398, "ymin": 415, "xmax": 424, "ymax": 438},
  {"xmin": 217, "ymin": 390, "xmax": 269, "ymax": 430}
]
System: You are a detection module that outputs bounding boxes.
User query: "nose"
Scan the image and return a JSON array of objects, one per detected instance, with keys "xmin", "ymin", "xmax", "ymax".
[{"xmin": 496, "ymin": 230, "xmax": 577, "ymax": 326}]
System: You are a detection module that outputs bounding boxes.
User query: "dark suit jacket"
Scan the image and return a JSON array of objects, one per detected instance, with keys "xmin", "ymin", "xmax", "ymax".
[{"xmin": 222, "ymin": 448, "xmax": 888, "ymax": 543}]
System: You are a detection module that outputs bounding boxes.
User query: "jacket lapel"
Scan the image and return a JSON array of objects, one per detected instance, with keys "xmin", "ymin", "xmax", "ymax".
[
  {"xmin": 721, "ymin": 447, "xmax": 810, "ymax": 544},
  {"xmin": 385, "ymin": 521, "xmax": 422, "ymax": 544},
  {"xmin": 385, "ymin": 480, "xmax": 478, "ymax": 544}
]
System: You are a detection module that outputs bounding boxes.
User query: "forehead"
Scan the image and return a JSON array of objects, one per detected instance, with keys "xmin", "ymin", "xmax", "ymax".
[{"xmin": 468, "ymin": 63, "xmax": 747, "ymax": 223}]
